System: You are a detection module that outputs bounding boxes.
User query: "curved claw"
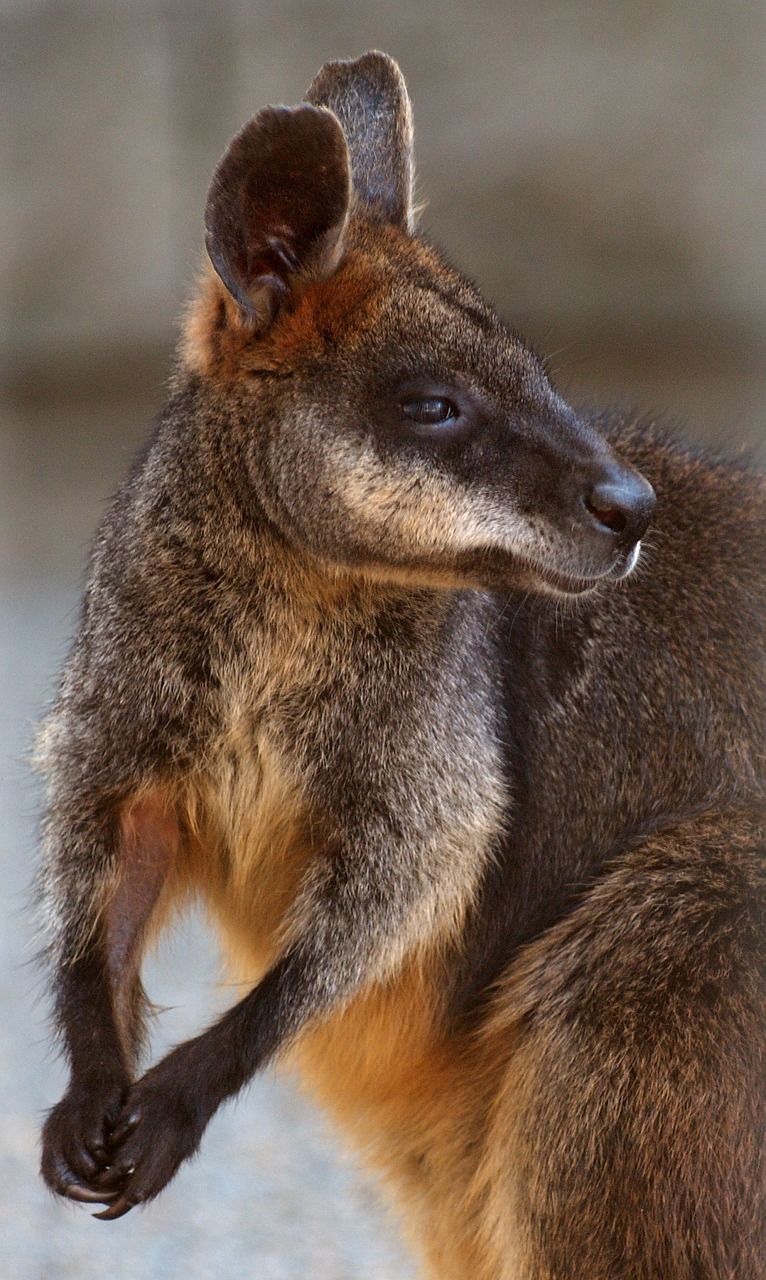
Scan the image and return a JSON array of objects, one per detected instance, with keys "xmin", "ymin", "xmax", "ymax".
[
  {"xmin": 63, "ymin": 1183, "xmax": 120, "ymax": 1205},
  {"xmin": 93, "ymin": 1195, "xmax": 137, "ymax": 1221}
]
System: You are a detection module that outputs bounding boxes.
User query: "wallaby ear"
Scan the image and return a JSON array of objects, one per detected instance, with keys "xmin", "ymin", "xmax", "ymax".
[
  {"xmin": 204, "ymin": 104, "xmax": 352, "ymax": 328},
  {"xmin": 305, "ymin": 51, "xmax": 415, "ymax": 232}
]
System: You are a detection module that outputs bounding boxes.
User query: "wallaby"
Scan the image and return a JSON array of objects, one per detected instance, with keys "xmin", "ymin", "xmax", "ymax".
[{"xmin": 37, "ymin": 50, "xmax": 766, "ymax": 1280}]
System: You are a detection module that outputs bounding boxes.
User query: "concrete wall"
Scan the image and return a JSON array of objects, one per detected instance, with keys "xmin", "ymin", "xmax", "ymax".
[
  {"xmin": 5, "ymin": 0, "xmax": 766, "ymax": 348},
  {"xmin": 4, "ymin": 0, "xmax": 765, "ymax": 583}
]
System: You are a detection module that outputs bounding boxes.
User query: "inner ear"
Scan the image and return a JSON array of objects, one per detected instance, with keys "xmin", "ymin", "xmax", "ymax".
[
  {"xmin": 204, "ymin": 104, "xmax": 351, "ymax": 329},
  {"xmin": 305, "ymin": 51, "xmax": 415, "ymax": 232}
]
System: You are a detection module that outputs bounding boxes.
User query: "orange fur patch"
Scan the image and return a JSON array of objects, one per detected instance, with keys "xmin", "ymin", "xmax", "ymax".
[
  {"xmin": 181, "ymin": 218, "xmax": 453, "ymax": 382},
  {"xmin": 182, "ymin": 251, "xmax": 382, "ymax": 380},
  {"xmin": 284, "ymin": 948, "xmax": 523, "ymax": 1280}
]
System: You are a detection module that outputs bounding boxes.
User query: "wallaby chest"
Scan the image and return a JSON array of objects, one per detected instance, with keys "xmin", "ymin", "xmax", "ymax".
[{"xmin": 190, "ymin": 583, "xmax": 508, "ymax": 981}]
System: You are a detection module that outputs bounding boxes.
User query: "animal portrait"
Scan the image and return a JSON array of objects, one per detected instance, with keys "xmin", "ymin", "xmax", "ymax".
[{"xmin": 36, "ymin": 49, "xmax": 766, "ymax": 1280}]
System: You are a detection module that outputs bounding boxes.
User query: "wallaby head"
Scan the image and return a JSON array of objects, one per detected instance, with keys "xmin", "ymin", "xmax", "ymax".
[{"xmin": 186, "ymin": 50, "xmax": 655, "ymax": 596}]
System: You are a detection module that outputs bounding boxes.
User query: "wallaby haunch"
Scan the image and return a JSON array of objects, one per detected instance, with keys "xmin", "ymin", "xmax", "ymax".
[{"xmin": 38, "ymin": 51, "xmax": 766, "ymax": 1279}]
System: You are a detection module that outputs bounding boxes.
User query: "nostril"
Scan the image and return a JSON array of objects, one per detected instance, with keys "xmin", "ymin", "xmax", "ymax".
[
  {"xmin": 584, "ymin": 495, "xmax": 628, "ymax": 535},
  {"xmin": 582, "ymin": 471, "xmax": 655, "ymax": 543}
]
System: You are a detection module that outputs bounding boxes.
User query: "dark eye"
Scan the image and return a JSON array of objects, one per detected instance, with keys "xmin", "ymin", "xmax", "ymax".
[{"xmin": 400, "ymin": 397, "xmax": 459, "ymax": 427}]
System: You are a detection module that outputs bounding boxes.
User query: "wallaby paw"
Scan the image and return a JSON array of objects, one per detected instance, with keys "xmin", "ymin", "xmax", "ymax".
[
  {"xmin": 89, "ymin": 1069, "xmax": 206, "ymax": 1219},
  {"xmin": 40, "ymin": 1076, "xmax": 128, "ymax": 1205}
]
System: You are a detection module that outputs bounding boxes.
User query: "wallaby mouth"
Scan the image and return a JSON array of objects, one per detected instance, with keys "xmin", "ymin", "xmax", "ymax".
[
  {"xmin": 546, "ymin": 459, "xmax": 655, "ymax": 595},
  {"xmin": 531, "ymin": 539, "xmax": 645, "ymax": 597},
  {"xmin": 530, "ymin": 565, "xmax": 616, "ymax": 597},
  {"xmin": 511, "ymin": 463, "xmax": 655, "ymax": 598}
]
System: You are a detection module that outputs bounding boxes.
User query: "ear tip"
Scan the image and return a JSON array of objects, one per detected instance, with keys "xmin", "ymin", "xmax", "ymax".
[
  {"xmin": 203, "ymin": 103, "xmax": 350, "ymax": 228},
  {"xmin": 334, "ymin": 49, "xmax": 404, "ymax": 76},
  {"xmin": 306, "ymin": 50, "xmax": 408, "ymax": 104},
  {"xmin": 226, "ymin": 102, "xmax": 348, "ymax": 152}
]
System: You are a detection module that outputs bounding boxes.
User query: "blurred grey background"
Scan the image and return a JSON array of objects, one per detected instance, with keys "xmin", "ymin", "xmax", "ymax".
[{"xmin": 1, "ymin": 2, "xmax": 764, "ymax": 1277}]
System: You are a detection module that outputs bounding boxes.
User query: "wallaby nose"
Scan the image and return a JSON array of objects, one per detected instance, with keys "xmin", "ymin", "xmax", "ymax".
[{"xmin": 583, "ymin": 467, "xmax": 656, "ymax": 546}]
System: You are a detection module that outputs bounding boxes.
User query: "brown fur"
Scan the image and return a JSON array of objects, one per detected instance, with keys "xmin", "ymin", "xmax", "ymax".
[
  {"xmin": 183, "ymin": 224, "xmax": 455, "ymax": 382},
  {"xmin": 37, "ymin": 52, "xmax": 766, "ymax": 1275}
]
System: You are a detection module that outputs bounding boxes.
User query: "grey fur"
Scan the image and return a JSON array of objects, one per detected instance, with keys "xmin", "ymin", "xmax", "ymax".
[{"xmin": 36, "ymin": 51, "xmax": 766, "ymax": 1277}]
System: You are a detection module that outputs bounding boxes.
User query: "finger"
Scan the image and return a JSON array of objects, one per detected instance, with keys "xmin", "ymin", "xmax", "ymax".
[
  {"xmin": 72, "ymin": 1143, "xmax": 101, "ymax": 1176},
  {"xmin": 108, "ymin": 1107, "xmax": 141, "ymax": 1149},
  {"xmin": 84, "ymin": 1095, "xmax": 126, "ymax": 1164},
  {"xmin": 92, "ymin": 1160, "xmax": 136, "ymax": 1190},
  {"xmin": 63, "ymin": 1183, "xmax": 121, "ymax": 1205},
  {"xmin": 82, "ymin": 1136, "xmax": 112, "ymax": 1170},
  {"xmin": 43, "ymin": 1150, "xmax": 96, "ymax": 1199},
  {"xmin": 43, "ymin": 1123, "xmax": 109, "ymax": 1187},
  {"xmin": 93, "ymin": 1195, "xmax": 137, "ymax": 1221}
]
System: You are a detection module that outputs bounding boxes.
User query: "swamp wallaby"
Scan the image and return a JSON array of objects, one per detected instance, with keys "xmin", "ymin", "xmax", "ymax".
[{"xmin": 38, "ymin": 50, "xmax": 766, "ymax": 1280}]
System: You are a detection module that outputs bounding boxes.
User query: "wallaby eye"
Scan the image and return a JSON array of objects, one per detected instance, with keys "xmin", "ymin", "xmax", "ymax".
[{"xmin": 400, "ymin": 397, "xmax": 459, "ymax": 427}]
